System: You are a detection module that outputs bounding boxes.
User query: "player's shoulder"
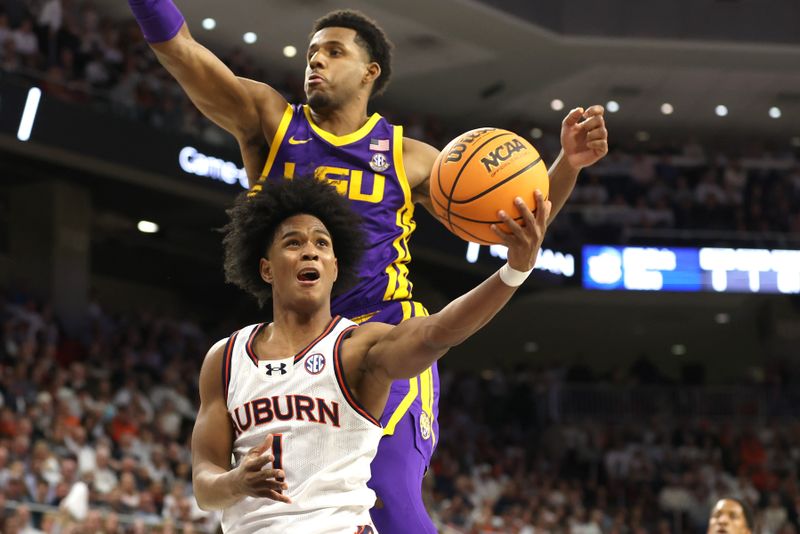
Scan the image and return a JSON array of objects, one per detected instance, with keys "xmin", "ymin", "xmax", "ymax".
[
  {"xmin": 202, "ymin": 337, "xmax": 230, "ymax": 368},
  {"xmin": 401, "ymin": 137, "xmax": 440, "ymax": 189},
  {"xmin": 343, "ymin": 322, "xmax": 393, "ymax": 348}
]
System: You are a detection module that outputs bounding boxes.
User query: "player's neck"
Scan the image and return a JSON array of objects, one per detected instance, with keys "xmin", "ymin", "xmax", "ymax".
[
  {"xmin": 309, "ymin": 98, "xmax": 370, "ymax": 137},
  {"xmin": 258, "ymin": 306, "xmax": 333, "ymax": 360}
]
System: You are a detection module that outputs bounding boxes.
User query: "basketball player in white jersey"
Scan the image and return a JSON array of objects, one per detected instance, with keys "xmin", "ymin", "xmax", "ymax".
[{"xmin": 192, "ymin": 177, "xmax": 551, "ymax": 533}]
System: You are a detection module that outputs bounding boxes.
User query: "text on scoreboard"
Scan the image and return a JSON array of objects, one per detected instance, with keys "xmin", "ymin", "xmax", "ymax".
[{"xmin": 582, "ymin": 245, "xmax": 800, "ymax": 294}]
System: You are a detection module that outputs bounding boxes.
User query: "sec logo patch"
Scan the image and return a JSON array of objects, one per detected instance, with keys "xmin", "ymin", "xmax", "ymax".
[{"xmin": 305, "ymin": 353, "xmax": 326, "ymax": 374}]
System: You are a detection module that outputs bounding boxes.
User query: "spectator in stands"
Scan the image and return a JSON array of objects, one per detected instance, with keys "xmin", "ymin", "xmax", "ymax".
[{"xmin": 707, "ymin": 498, "xmax": 754, "ymax": 534}]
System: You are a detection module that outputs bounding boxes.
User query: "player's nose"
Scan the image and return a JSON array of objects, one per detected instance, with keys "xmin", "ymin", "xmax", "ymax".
[
  {"xmin": 308, "ymin": 52, "xmax": 324, "ymax": 70},
  {"xmin": 300, "ymin": 243, "xmax": 319, "ymax": 261}
]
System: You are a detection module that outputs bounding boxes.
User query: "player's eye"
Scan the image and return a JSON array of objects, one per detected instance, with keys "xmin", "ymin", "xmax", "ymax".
[
  {"xmin": 286, "ymin": 240, "xmax": 300, "ymax": 247},
  {"xmin": 330, "ymin": 49, "xmax": 341, "ymax": 56},
  {"xmin": 317, "ymin": 239, "xmax": 329, "ymax": 247}
]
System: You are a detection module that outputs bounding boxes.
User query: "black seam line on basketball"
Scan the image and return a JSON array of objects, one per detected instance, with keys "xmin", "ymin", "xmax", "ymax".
[
  {"xmin": 449, "ymin": 157, "xmax": 544, "ymax": 205},
  {"xmin": 436, "ymin": 129, "xmax": 502, "ymax": 202},
  {"xmin": 449, "ymin": 218, "xmax": 497, "ymax": 245},
  {"xmin": 443, "ymin": 132, "xmax": 515, "ymax": 232},
  {"xmin": 430, "ymin": 193, "xmax": 525, "ymax": 224}
]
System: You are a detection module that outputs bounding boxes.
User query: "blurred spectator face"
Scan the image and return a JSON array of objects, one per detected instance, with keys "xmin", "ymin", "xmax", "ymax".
[
  {"xmin": 105, "ymin": 512, "xmax": 120, "ymax": 533},
  {"xmin": 85, "ymin": 509, "xmax": 102, "ymax": 531},
  {"xmin": 6, "ymin": 475, "xmax": 26, "ymax": 499},
  {"xmin": 708, "ymin": 499, "xmax": 751, "ymax": 534}
]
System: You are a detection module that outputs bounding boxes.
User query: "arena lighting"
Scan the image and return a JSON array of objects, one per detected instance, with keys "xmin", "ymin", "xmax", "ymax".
[
  {"xmin": 635, "ymin": 131, "xmax": 650, "ymax": 142},
  {"xmin": 529, "ymin": 127, "xmax": 543, "ymax": 139},
  {"xmin": 465, "ymin": 242, "xmax": 575, "ymax": 277},
  {"xmin": 769, "ymin": 106, "xmax": 781, "ymax": 119},
  {"xmin": 17, "ymin": 87, "xmax": 42, "ymax": 142},
  {"xmin": 243, "ymin": 32, "xmax": 257, "ymax": 44},
  {"xmin": 660, "ymin": 103, "xmax": 674, "ymax": 115},
  {"xmin": 606, "ymin": 100, "xmax": 619, "ymax": 113},
  {"xmin": 201, "ymin": 18, "xmax": 216, "ymax": 30},
  {"xmin": 283, "ymin": 45, "xmax": 297, "ymax": 58},
  {"xmin": 178, "ymin": 146, "xmax": 249, "ymax": 188},
  {"xmin": 583, "ymin": 245, "xmax": 800, "ymax": 294},
  {"xmin": 715, "ymin": 105, "xmax": 728, "ymax": 117},
  {"xmin": 550, "ymin": 99, "xmax": 564, "ymax": 111},
  {"xmin": 792, "ymin": 137, "xmax": 800, "ymax": 148},
  {"xmin": 671, "ymin": 344, "xmax": 687, "ymax": 356},
  {"xmin": 137, "ymin": 220, "xmax": 159, "ymax": 234},
  {"xmin": 523, "ymin": 341, "xmax": 539, "ymax": 353},
  {"xmin": 715, "ymin": 313, "xmax": 731, "ymax": 325}
]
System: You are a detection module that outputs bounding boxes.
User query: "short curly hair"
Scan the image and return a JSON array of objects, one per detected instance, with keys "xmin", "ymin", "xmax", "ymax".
[
  {"xmin": 222, "ymin": 178, "xmax": 365, "ymax": 307},
  {"xmin": 311, "ymin": 9, "xmax": 393, "ymax": 97}
]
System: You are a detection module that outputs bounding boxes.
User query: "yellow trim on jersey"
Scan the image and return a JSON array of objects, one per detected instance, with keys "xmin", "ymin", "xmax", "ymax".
[
  {"xmin": 302, "ymin": 105, "xmax": 381, "ymax": 146},
  {"xmin": 382, "ymin": 302, "xmax": 437, "ymax": 443},
  {"xmin": 350, "ymin": 310, "xmax": 378, "ymax": 325},
  {"xmin": 383, "ymin": 125, "xmax": 416, "ymax": 301},
  {"xmin": 258, "ymin": 104, "xmax": 294, "ymax": 181},
  {"xmin": 414, "ymin": 303, "xmax": 436, "ymax": 446}
]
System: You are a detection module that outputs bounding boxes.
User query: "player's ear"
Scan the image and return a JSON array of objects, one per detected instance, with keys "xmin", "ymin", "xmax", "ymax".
[
  {"xmin": 260, "ymin": 257, "xmax": 273, "ymax": 285},
  {"xmin": 332, "ymin": 257, "xmax": 338, "ymax": 283},
  {"xmin": 363, "ymin": 62, "xmax": 380, "ymax": 86}
]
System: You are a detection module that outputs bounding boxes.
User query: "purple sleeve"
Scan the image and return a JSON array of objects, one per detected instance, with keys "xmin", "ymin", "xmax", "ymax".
[{"xmin": 128, "ymin": 0, "xmax": 185, "ymax": 43}]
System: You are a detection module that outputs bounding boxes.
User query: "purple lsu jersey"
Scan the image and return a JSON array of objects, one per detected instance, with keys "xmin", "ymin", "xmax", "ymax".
[
  {"xmin": 252, "ymin": 103, "xmax": 415, "ymax": 316},
  {"xmin": 249, "ymin": 104, "xmax": 439, "ymax": 458}
]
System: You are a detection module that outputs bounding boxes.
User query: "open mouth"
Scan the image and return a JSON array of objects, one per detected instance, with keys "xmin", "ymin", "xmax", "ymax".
[{"xmin": 297, "ymin": 268, "xmax": 320, "ymax": 283}]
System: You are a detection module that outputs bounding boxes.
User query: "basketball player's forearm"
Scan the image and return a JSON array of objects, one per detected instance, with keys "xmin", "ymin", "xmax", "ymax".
[
  {"xmin": 546, "ymin": 150, "xmax": 579, "ymax": 224},
  {"xmin": 193, "ymin": 465, "xmax": 244, "ymax": 510},
  {"xmin": 383, "ymin": 273, "xmax": 517, "ymax": 379}
]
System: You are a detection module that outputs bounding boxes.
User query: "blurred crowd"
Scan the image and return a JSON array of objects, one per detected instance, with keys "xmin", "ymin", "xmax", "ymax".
[
  {"xmin": 2, "ymin": 0, "xmax": 800, "ymax": 246},
  {"xmin": 2, "ymin": 291, "xmax": 799, "ymax": 534},
  {"xmin": 429, "ymin": 368, "xmax": 800, "ymax": 534},
  {"xmin": 0, "ymin": 290, "xmax": 218, "ymax": 533}
]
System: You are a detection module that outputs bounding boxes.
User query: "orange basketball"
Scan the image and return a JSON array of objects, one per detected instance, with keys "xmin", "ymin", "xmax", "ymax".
[{"xmin": 429, "ymin": 128, "xmax": 549, "ymax": 245}]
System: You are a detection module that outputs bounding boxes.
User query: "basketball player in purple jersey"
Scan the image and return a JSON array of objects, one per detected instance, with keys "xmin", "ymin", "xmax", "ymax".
[{"xmin": 128, "ymin": 3, "xmax": 609, "ymax": 531}]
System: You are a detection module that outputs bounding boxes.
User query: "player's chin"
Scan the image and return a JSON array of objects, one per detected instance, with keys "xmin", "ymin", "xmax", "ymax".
[{"xmin": 307, "ymin": 92, "xmax": 333, "ymax": 110}]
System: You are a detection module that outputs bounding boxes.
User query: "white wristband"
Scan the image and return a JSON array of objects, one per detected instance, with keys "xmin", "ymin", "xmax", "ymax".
[{"xmin": 498, "ymin": 262, "xmax": 533, "ymax": 287}]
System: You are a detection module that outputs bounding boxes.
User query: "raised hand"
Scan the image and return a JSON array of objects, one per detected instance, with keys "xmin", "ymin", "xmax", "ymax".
[
  {"xmin": 490, "ymin": 190, "xmax": 552, "ymax": 272},
  {"xmin": 561, "ymin": 105, "xmax": 608, "ymax": 169}
]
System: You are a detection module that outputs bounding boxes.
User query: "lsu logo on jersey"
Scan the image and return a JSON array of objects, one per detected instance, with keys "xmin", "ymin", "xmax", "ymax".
[
  {"xmin": 280, "ymin": 163, "xmax": 386, "ymax": 204},
  {"xmin": 305, "ymin": 353, "xmax": 326, "ymax": 375},
  {"xmin": 419, "ymin": 412, "xmax": 432, "ymax": 440}
]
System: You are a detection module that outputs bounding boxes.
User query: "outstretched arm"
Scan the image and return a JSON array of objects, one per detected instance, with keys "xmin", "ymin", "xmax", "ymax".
[
  {"xmin": 128, "ymin": 0, "xmax": 287, "ymax": 147},
  {"xmin": 191, "ymin": 340, "xmax": 289, "ymax": 510},
  {"xmin": 547, "ymin": 105, "xmax": 608, "ymax": 223},
  {"xmin": 359, "ymin": 191, "xmax": 552, "ymax": 382}
]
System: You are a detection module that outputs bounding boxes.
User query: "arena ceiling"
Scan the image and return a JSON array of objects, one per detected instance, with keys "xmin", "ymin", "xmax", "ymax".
[{"xmin": 96, "ymin": 0, "xmax": 800, "ymax": 142}]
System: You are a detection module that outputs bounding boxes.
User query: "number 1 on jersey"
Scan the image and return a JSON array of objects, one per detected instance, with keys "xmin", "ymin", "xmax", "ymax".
[{"xmin": 272, "ymin": 433, "xmax": 283, "ymax": 470}]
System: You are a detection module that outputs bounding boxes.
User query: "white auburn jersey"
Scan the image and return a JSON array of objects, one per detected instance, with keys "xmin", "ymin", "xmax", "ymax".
[{"xmin": 220, "ymin": 316, "xmax": 383, "ymax": 534}]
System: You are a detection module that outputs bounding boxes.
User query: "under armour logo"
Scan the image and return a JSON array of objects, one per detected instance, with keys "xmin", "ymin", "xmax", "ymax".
[{"xmin": 264, "ymin": 363, "xmax": 287, "ymax": 376}]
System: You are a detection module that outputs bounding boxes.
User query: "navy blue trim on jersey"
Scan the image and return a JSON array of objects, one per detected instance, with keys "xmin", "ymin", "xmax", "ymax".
[
  {"xmin": 333, "ymin": 326, "xmax": 381, "ymax": 427},
  {"xmin": 244, "ymin": 323, "xmax": 266, "ymax": 366},
  {"xmin": 244, "ymin": 316, "xmax": 343, "ymax": 367},
  {"xmin": 293, "ymin": 316, "xmax": 342, "ymax": 364},
  {"xmin": 222, "ymin": 331, "xmax": 239, "ymax": 401}
]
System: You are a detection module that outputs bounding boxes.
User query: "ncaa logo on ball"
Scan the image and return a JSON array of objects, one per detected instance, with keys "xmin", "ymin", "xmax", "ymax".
[
  {"xmin": 369, "ymin": 153, "xmax": 390, "ymax": 172},
  {"xmin": 419, "ymin": 412, "xmax": 432, "ymax": 440},
  {"xmin": 305, "ymin": 353, "xmax": 326, "ymax": 374}
]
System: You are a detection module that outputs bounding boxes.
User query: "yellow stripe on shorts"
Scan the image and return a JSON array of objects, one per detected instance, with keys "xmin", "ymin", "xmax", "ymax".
[{"xmin": 382, "ymin": 301, "xmax": 436, "ymax": 441}]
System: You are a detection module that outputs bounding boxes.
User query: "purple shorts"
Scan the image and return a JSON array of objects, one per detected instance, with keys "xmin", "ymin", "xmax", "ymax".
[{"xmin": 340, "ymin": 300, "xmax": 439, "ymax": 534}]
